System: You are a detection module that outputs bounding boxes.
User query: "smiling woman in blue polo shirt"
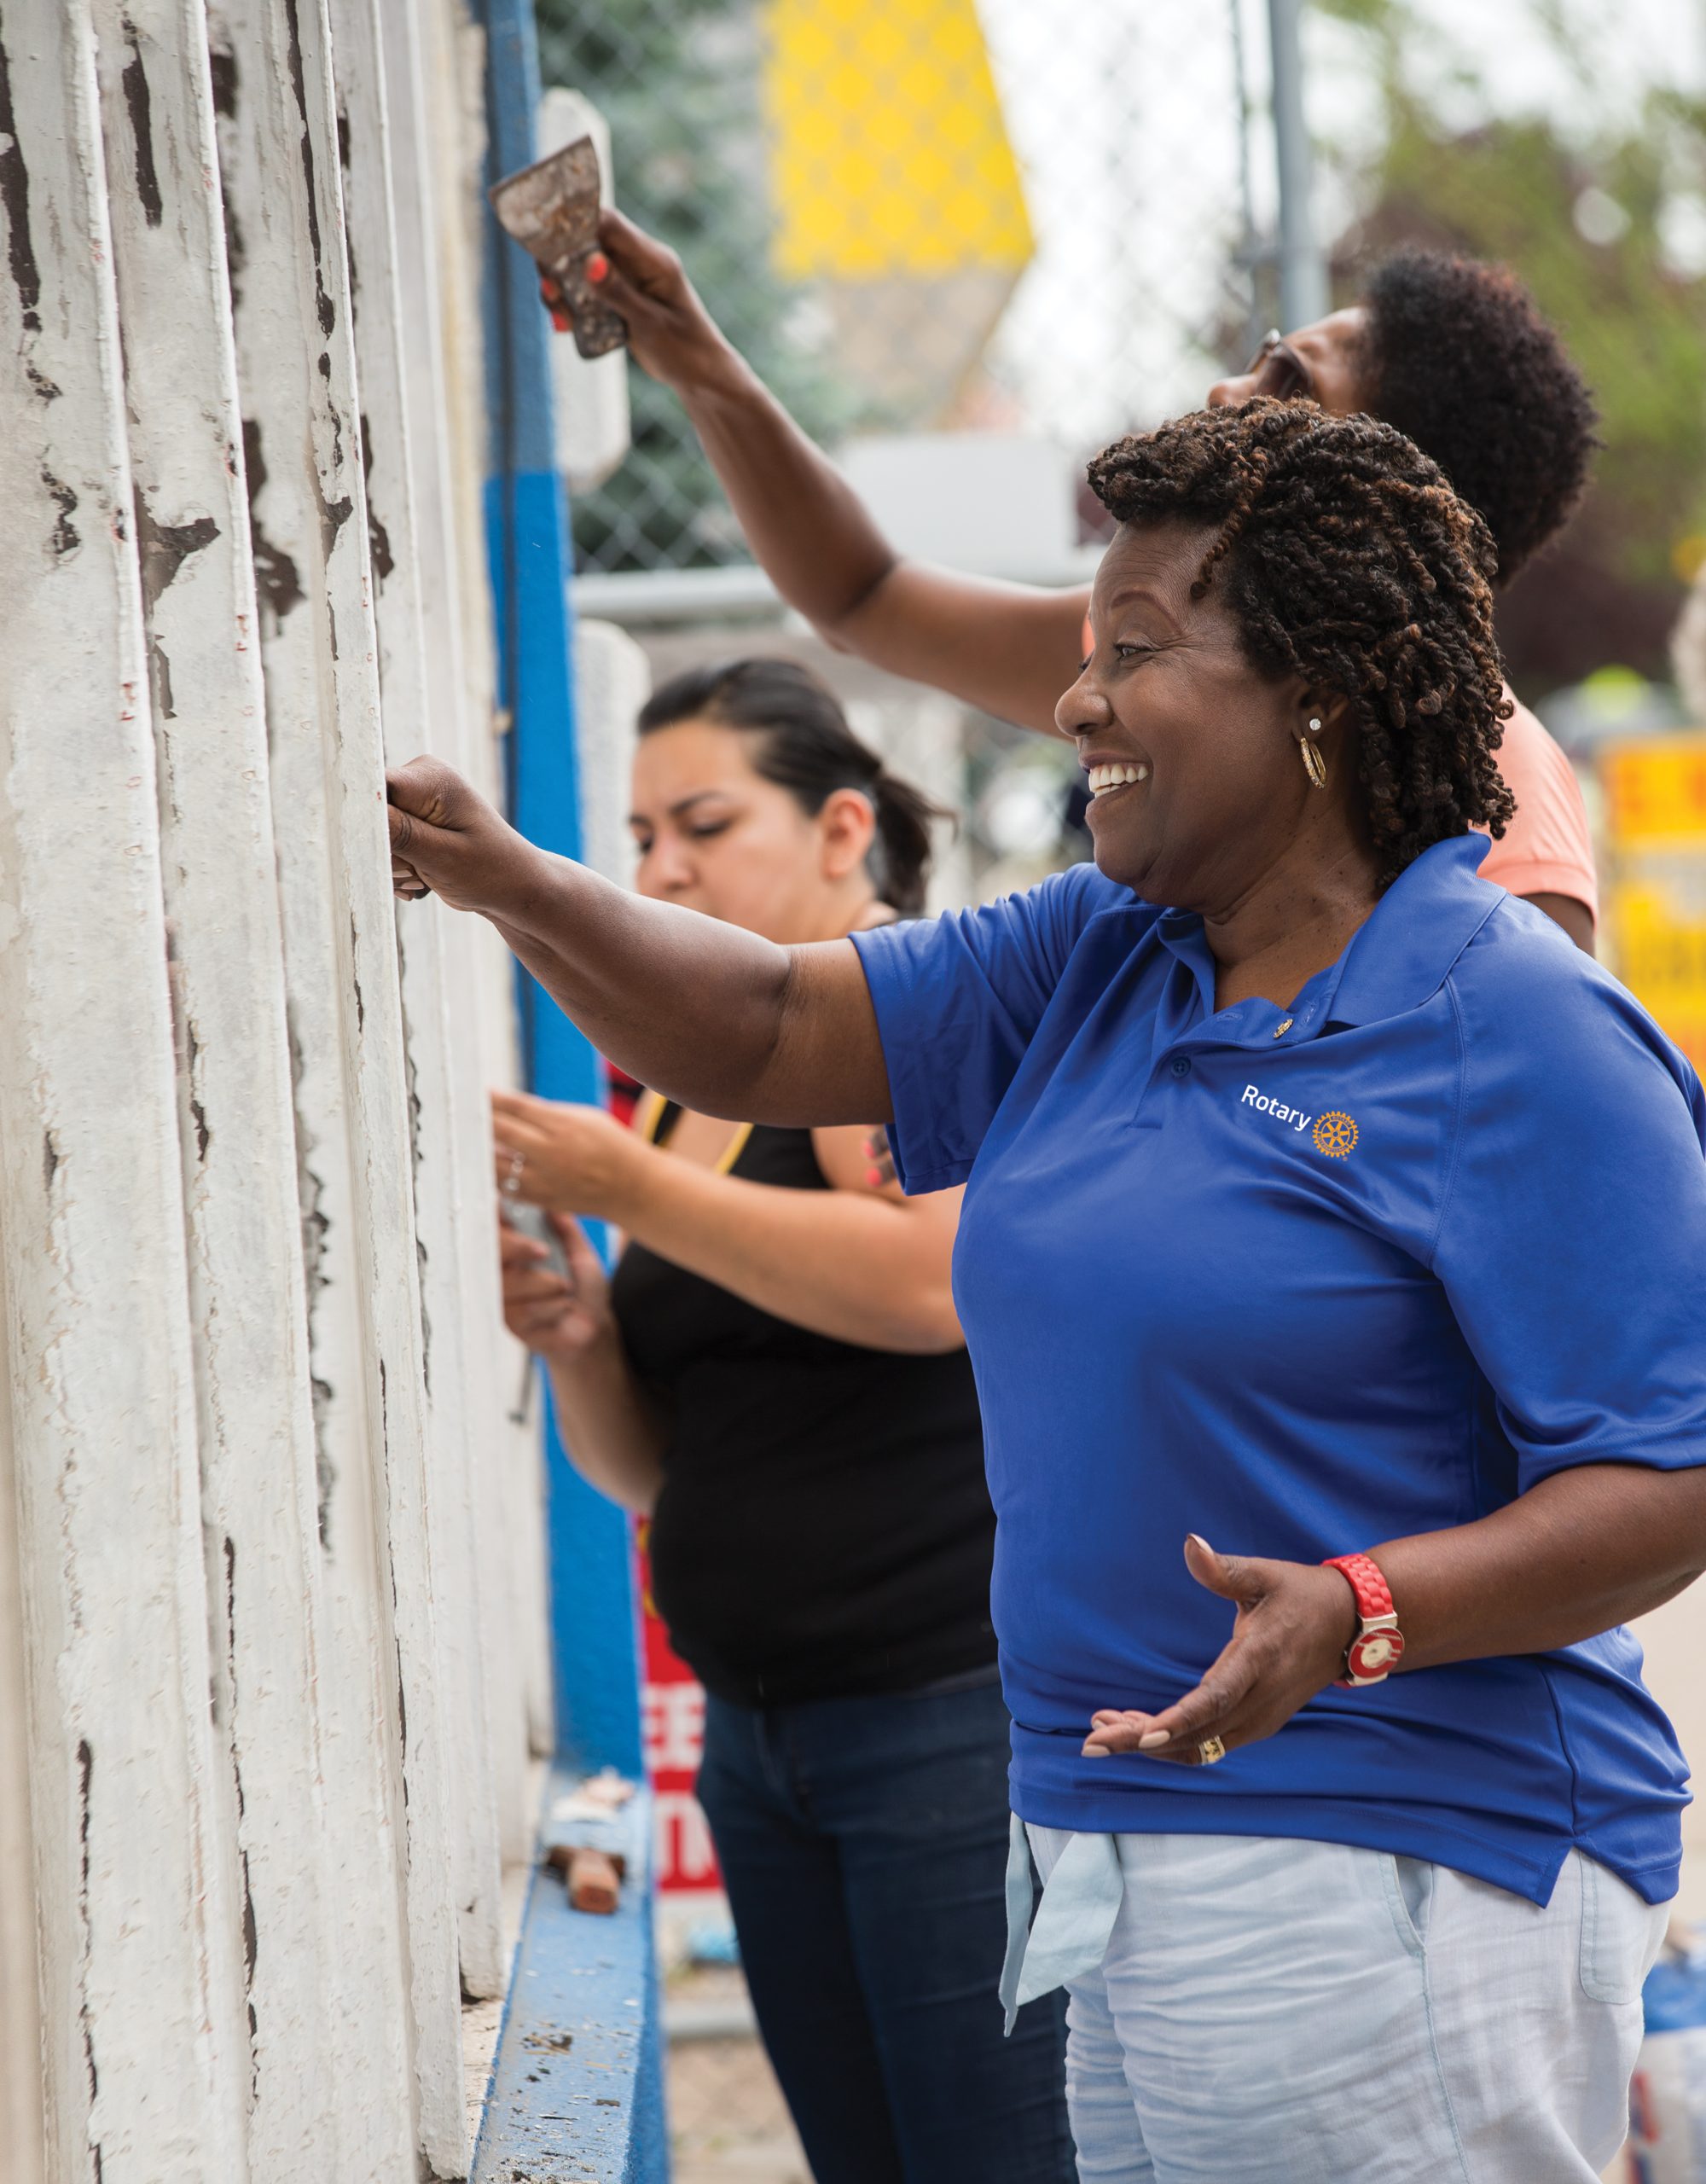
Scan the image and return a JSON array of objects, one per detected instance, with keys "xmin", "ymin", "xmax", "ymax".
[{"xmin": 387, "ymin": 397, "xmax": 1706, "ymax": 2183}]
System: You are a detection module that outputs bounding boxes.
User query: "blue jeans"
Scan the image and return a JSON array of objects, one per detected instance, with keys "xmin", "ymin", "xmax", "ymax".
[{"xmin": 697, "ymin": 1678, "xmax": 1073, "ymax": 2184}]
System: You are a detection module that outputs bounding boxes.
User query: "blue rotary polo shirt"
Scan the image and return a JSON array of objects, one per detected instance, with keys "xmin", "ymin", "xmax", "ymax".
[{"xmin": 850, "ymin": 834, "xmax": 1706, "ymax": 1906}]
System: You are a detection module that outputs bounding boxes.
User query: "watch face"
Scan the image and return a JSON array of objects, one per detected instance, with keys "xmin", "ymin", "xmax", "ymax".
[{"xmin": 1348, "ymin": 1629, "xmax": 1405, "ymax": 1681}]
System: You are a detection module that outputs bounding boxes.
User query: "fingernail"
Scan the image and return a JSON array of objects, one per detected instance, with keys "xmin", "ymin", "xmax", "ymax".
[
  {"xmin": 1139, "ymin": 1730, "xmax": 1170, "ymax": 1750},
  {"xmin": 1082, "ymin": 1745, "xmax": 1111, "ymax": 1758},
  {"xmin": 866, "ymin": 1167, "xmax": 882, "ymax": 1187},
  {"xmin": 1187, "ymin": 1533, "xmax": 1214, "ymax": 1555},
  {"xmin": 587, "ymin": 251, "xmax": 610, "ymax": 282}
]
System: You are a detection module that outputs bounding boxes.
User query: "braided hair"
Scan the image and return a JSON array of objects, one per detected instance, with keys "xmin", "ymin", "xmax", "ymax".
[{"xmin": 1086, "ymin": 398, "xmax": 1515, "ymax": 886}]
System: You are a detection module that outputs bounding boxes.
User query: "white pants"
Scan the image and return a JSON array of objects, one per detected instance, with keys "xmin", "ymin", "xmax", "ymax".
[{"xmin": 1025, "ymin": 1827, "xmax": 1667, "ymax": 2183}]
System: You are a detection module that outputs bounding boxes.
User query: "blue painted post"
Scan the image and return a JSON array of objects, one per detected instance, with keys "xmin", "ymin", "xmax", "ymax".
[
  {"xmin": 474, "ymin": 0, "xmax": 646, "ymax": 1786},
  {"xmin": 473, "ymin": 20, "xmax": 669, "ymax": 2172}
]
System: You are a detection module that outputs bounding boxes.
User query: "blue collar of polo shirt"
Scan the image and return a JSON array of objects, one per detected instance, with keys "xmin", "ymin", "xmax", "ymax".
[
  {"xmin": 1146, "ymin": 833, "xmax": 1504, "ymax": 1043},
  {"xmin": 1320, "ymin": 834, "xmax": 1506, "ymax": 1030}
]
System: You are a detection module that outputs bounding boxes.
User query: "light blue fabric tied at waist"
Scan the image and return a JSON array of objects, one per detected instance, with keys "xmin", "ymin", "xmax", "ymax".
[{"xmin": 999, "ymin": 1813, "xmax": 1123, "ymax": 2033}]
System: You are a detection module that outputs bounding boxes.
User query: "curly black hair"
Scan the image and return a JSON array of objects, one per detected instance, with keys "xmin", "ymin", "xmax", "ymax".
[
  {"xmin": 1362, "ymin": 248, "xmax": 1599, "ymax": 587},
  {"xmin": 1086, "ymin": 398, "xmax": 1514, "ymax": 886}
]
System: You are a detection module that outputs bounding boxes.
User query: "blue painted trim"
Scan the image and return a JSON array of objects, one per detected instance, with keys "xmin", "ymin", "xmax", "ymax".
[
  {"xmin": 472, "ymin": 3, "xmax": 663, "ymax": 2170},
  {"xmin": 478, "ymin": 0, "xmax": 664, "ymax": 2158},
  {"xmin": 482, "ymin": 470, "xmax": 600, "ymax": 1107},
  {"xmin": 473, "ymin": 9, "xmax": 645, "ymax": 1778},
  {"xmin": 470, "ymin": 1774, "xmax": 667, "ymax": 2184}
]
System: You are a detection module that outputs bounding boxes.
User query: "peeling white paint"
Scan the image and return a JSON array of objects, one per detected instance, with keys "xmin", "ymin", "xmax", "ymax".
[
  {"xmin": 90, "ymin": 1, "xmax": 341, "ymax": 2174},
  {"xmin": 328, "ymin": 0, "xmax": 508, "ymax": 2008},
  {"xmin": 0, "ymin": 7, "xmax": 248, "ymax": 2178},
  {"xmin": 0, "ymin": 0, "xmax": 550, "ymax": 2176}
]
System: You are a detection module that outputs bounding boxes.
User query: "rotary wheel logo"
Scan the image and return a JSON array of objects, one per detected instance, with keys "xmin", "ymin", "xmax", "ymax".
[{"xmin": 1313, "ymin": 1110, "xmax": 1359, "ymax": 1159}]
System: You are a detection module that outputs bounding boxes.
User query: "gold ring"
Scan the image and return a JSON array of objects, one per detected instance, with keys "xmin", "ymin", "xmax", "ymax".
[{"xmin": 1197, "ymin": 1734, "xmax": 1227, "ymax": 1766}]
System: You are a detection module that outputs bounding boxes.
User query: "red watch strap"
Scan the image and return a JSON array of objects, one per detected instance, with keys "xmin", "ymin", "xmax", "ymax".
[{"xmin": 1322, "ymin": 1552, "xmax": 1394, "ymax": 1621}]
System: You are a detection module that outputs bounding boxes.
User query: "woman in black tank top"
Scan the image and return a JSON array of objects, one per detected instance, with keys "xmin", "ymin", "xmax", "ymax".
[
  {"xmin": 496, "ymin": 661, "xmax": 1071, "ymax": 2184},
  {"xmin": 617, "ymin": 1097, "xmax": 995, "ymax": 1705}
]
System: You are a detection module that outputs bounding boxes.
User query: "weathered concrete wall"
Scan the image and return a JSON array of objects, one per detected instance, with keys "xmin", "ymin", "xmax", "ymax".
[{"xmin": 0, "ymin": 1, "xmax": 544, "ymax": 2176}]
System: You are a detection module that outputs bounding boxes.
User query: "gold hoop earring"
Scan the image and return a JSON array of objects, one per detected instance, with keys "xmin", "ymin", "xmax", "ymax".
[{"xmin": 1299, "ymin": 716, "xmax": 1327, "ymax": 789}]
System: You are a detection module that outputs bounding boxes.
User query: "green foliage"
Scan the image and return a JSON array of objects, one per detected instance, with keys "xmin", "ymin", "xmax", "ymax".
[
  {"xmin": 1309, "ymin": 0, "xmax": 1398, "ymax": 31},
  {"xmin": 535, "ymin": 0, "xmax": 852, "ymax": 572},
  {"xmin": 1324, "ymin": 0, "xmax": 1706, "ymax": 678}
]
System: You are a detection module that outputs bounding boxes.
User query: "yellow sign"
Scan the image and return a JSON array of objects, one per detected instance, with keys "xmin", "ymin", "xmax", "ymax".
[
  {"xmin": 1603, "ymin": 735, "xmax": 1706, "ymax": 1076},
  {"xmin": 1602, "ymin": 735, "xmax": 1706, "ymax": 846},
  {"xmin": 763, "ymin": 0, "xmax": 1034, "ymax": 282}
]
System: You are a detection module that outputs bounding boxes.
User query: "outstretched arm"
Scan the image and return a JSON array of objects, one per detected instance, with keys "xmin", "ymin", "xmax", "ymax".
[
  {"xmin": 388, "ymin": 758, "xmax": 891, "ymax": 1126},
  {"xmin": 554, "ymin": 211, "xmax": 1088, "ymax": 734}
]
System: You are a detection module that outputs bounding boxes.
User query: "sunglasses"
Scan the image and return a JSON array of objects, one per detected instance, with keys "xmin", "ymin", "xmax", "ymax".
[{"xmin": 1243, "ymin": 328, "xmax": 1317, "ymax": 403}]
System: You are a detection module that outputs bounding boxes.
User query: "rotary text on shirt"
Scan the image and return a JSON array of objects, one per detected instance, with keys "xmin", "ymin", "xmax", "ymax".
[{"xmin": 1240, "ymin": 1083, "xmax": 1314, "ymax": 1132}]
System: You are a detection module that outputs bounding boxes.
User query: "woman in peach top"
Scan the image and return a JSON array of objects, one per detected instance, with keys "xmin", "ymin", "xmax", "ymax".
[
  {"xmin": 1483, "ymin": 692, "xmax": 1596, "ymax": 946},
  {"xmin": 546, "ymin": 235, "xmax": 1599, "ymax": 945}
]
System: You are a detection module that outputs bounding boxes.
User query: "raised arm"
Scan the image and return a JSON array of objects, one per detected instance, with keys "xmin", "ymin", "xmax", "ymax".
[
  {"xmin": 388, "ymin": 758, "xmax": 891, "ymax": 1125},
  {"xmin": 558, "ymin": 211, "xmax": 1088, "ymax": 734}
]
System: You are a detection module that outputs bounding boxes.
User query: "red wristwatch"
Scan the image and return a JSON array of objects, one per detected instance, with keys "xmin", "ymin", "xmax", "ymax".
[{"xmin": 1322, "ymin": 1554, "xmax": 1406, "ymax": 1687}]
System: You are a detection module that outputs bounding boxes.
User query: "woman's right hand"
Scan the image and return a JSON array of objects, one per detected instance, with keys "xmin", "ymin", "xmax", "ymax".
[
  {"xmin": 499, "ymin": 1208, "xmax": 614, "ymax": 1361},
  {"xmin": 388, "ymin": 756, "xmax": 537, "ymax": 914},
  {"xmin": 541, "ymin": 208, "xmax": 737, "ymax": 392}
]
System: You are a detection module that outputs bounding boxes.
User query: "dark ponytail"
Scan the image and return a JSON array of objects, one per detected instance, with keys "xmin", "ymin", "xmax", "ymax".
[{"xmin": 635, "ymin": 658, "xmax": 951, "ymax": 915}]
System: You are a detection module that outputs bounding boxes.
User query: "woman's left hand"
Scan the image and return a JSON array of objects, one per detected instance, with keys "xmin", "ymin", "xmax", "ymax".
[
  {"xmin": 1083, "ymin": 1536, "xmax": 1358, "ymax": 1764},
  {"xmin": 492, "ymin": 1088, "xmax": 647, "ymax": 1222}
]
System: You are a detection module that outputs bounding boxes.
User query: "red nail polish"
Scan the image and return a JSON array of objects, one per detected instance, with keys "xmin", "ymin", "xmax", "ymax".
[
  {"xmin": 866, "ymin": 1167, "xmax": 882, "ymax": 1187},
  {"xmin": 586, "ymin": 251, "xmax": 610, "ymax": 283}
]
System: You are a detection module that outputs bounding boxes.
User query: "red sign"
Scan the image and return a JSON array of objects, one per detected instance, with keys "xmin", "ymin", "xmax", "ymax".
[{"xmin": 636, "ymin": 1521, "xmax": 722, "ymax": 1892}]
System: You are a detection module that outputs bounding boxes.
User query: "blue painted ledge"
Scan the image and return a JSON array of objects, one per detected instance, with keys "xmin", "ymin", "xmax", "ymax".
[{"xmin": 471, "ymin": 1771, "xmax": 668, "ymax": 2183}]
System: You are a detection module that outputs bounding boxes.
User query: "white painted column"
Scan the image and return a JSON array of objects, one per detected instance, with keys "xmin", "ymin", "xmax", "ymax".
[
  {"xmin": 1, "ymin": 2, "xmax": 559, "ymax": 2171},
  {"xmin": 573, "ymin": 620, "xmax": 649, "ymax": 891},
  {"xmin": 379, "ymin": 0, "xmax": 551, "ymax": 1870},
  {"xmin": 328, "ymin": 0, "xmax": 508, "ymax": 2002},
  {"xmin": 0, "ymin": 1322, "xmax": 43, "ymax": 2184},
  {"xmin": 0, "ymin": 6, "xmax": 247, "ymax": 2177},
  {"xmin": 87, "ymin": 8, "xmax": 345, "ymax": 2173},
  {"xmin": 204, "ymin": 0, "xmax": 463, "ymax": 2170},
  {"xmin": 414, "ymin": 0, "xmax": 560, "ymax": 1796}
]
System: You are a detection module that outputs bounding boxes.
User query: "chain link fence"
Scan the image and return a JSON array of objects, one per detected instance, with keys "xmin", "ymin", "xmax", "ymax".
[
  {"xmin": 536, "ymin": 0, "xmax": 1275, "ymax": 582},
  {"xmin": 537, "ymin": 0, "xmax": 1706, "ymax": 677},
  {"xmin": 537, "ymin": 0, "xmax": 1706, "ymax": 892}
]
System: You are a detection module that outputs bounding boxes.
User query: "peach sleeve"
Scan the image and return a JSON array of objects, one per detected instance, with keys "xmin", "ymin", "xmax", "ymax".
[{"xmin": 1476, "ymin": 691, "xmax": 1599, "ymax": 926}]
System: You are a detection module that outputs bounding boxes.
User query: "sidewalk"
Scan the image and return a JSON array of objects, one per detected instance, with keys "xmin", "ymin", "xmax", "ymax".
[{"xmin": 666, "ymin": 1964, "xmax": 808, "ymax": 2184}]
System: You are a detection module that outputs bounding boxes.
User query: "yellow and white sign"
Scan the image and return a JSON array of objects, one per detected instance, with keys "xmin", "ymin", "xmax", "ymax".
[
  {"xmin": 763, "ymin": 0, "xmax": 1033, "ymax": 283},
  {"xmin": 1602, "ymin": 735, "xmax": 1706, "ymax": 1076},
  {"xmin": 761, "ymin": 0, "xmax": 1035, "ymax": 420},
  {"xmin": 1603, "ymin": 737, "xmax": 1706, "ymax": 846}
]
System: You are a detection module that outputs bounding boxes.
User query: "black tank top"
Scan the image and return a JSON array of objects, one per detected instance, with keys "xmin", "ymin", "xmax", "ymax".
[{"xmin": 610, "ymin": 1103, "xmax": 996, "ymax": 1707}]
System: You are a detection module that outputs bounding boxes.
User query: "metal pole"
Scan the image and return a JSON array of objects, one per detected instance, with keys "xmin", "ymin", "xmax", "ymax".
[
  {"xmin": 1229, "ymin": 0, "xmax": 1271, "ymax": 359},
  {"xmin": 1267, "ymin": 0, "xmax": 1329, "ymax": 329}
]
